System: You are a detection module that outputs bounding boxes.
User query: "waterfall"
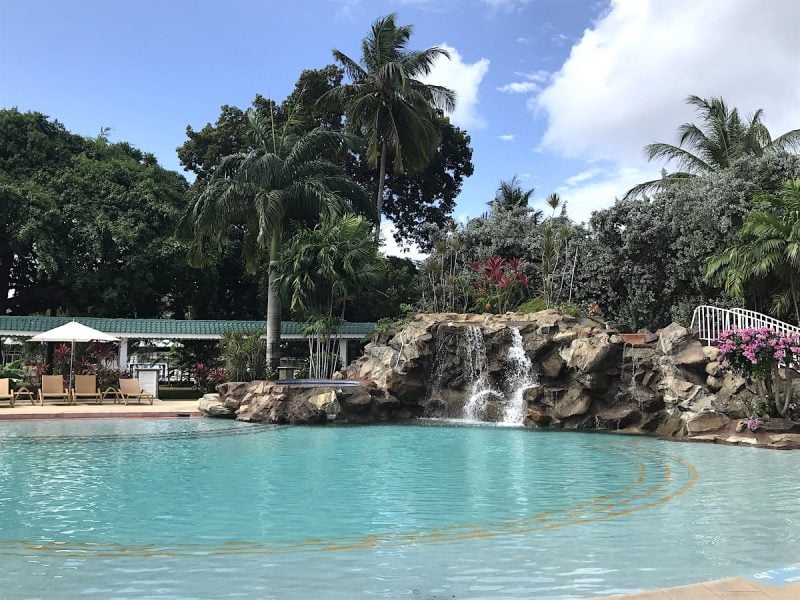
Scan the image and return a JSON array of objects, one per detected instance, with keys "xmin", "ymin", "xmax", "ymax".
[
  {"xmin": 501, "ymin": 327, "xmax": 538, "ymax": 424},
  {"xmin": 461, "ymin": 326, "xmax": 497, "ymax": 420}
]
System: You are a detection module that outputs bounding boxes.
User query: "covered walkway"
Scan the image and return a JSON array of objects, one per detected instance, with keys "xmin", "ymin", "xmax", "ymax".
[{"xmin": 0, "ymin": 316, "xmax": 376, "ymax": 369}]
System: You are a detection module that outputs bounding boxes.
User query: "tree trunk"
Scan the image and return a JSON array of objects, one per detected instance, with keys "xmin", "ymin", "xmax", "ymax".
[
  {"xmin": 375, "ymin": 141, "xmax": 387, "ymax": 243},
  {"xmin": 0, "ymin": 238, "xmax": 13, "ymax": 314},
  {"xmin": 265, "ymin": 231, "xmax": 282, "ymax": 371}
]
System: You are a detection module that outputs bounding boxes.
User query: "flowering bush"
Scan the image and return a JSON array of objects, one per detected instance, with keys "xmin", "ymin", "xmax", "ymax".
[
  {"xmin": 715, "ymin": 328, "xmax": 800, "ymax": 418},
  {"xmin": 470, "ymin": 256, "xmax": 529, "ymax": 313},
  {"xmin": 746, "ymin": 415, "xmax": 763, "ymax": 432}
]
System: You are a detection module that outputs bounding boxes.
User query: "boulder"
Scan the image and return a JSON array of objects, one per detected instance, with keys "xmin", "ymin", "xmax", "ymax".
[
  {"xmin": 198, "ymin": 398, "xmax": 234, "ymax": 418},
  {"xmin": 593, "ymin": 403, "xmax": 640, "ymax": 430},
  {"xmin": 686, "ymin": 411, "xmax": 730, "ymax": 434},
  {"xmin": 525, "ymin": 405, "xmax": 552, "ymax": 426},
  {"xmin": 539, "ymin": 349, "xmax": 566, "ymax": 379},
  {"xmin": 339, "ymin": 386, "xmax": 374, "ymax": 413},
  {"xmin": 672, "ymin": 340, "xmax": 708, "ymax": 367},
  {"xmin": 566, "ymin": 333, "xmax": 620, "ymax": 373},
  {"xmin": 705, "ymin": 361, "xmax": 722, "ymax": 377},
  {"xmin": 553, "ymin": 388, "xmax": 593, "ymax": 419},
  {"xmin": 658, "ymin": 323, "xmax": 692, "ymax": 355}
]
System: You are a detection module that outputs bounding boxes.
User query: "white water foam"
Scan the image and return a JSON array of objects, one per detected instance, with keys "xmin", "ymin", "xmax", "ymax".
[{"xmin": 501, "ymin": 327, "xmax": 539, "ymax": 425}]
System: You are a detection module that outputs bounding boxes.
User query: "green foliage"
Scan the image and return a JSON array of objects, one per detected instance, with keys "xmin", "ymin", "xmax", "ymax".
[
  {"xmin": 559, "ymin": 302, "xmax": 582, "ymax": 317},
  {"xmin": 94, "ymin": 367, "xmax": 126, "ymax": 392},
  {"xmin": 177, "ymin": 64, "xmax": 473, "ymax": 249},
  {"xmin": 219, "ymin": 331, "xmax": 268, "ymax": 381},
  {"xmin": 572, "ymin": 153, "xmax": 800, "ymax": 329},
  {"xmin": 273, "ymin": 214, "xmax": 383, "ymax": 377},
  {"xmin": 0, "ymin": 109, "xmax": 201, "ymax": 317},
  {"xmin": 346, "ymin": 258, "xmax": 419, "ymax": 322},
  {"xmin": 516, "ymin": 297, "xmax": 547, "ymax": 313},
  {"xmin": 0, "ymin": 360, "xmax": 25, "ymax": 383},
  {"xmin": 705, "ymin": 178, "xmax": 800, "ymax": 323}
]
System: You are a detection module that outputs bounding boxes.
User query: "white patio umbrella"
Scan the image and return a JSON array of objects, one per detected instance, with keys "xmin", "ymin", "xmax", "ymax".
[{"xmin": 29, "ymin": 321, "xmax": 119, "ymax": 388}]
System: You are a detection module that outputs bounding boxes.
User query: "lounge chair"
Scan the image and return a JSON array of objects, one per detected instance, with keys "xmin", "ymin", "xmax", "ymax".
[
  {"xmin": 117, "ymin": 378, "xmax": 155, "ymax": 405},
  {"xmin": 0, "ymin": 378, "xmax": 14, "ymax": 407},
  {"xmin": 72, "ymin": 374, "xmax": 103, "ymax": 404},
  {"xmin": 38, "ymin": 375, "xmax": 72, "ymax": 405}
]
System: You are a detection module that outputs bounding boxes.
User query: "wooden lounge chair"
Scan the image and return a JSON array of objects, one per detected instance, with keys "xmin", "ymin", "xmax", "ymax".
[
  {"xmin": 38, "ymin": 375, "xmax": 72, "ymax": 405},
  {"xmin": 72, "ymin": 374, "xmax": 103, "ymax": 404},
  {"xmin": 117, "ymin": 378, "xmax": 154, "ymax": 405},
  {"xmin": 0, "ymin": 378, "xmax": 14, "ymax": 407}
]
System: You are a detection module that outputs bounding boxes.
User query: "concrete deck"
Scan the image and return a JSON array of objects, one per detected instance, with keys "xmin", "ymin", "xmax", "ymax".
[{"xmin": 0, "ymin": 399, "xmax": 200, "ymax": 419}]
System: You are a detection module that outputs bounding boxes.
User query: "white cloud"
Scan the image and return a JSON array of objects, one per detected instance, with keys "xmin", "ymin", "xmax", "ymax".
[
  {"xmin": 497, "ymin": 81, "xmax": 539, "ymax": 94},
  {"xmin": 421, "ymin": 44, "xmax": 490, "ymax": 129},
  {"xmin": 516, "ymin": 37, "xmax": 530, "ymax": 45},
  {"xmin": 564, "ymin": 167, "xmax": 604, "ymax": 186},
  {"xmin": 380, "ymin": 221, "xmax": 427, "ymax": 261},
  {"xmin": 546, "ymin": 166, "xmax": 648, "ymax": 224},
  {"xmin": 516, "ymin": 69, "xmax": 550, "ymax": 83},
  {"xmin": 535, "ymin": 0, "xmax": 800, "ymax": 164},
  {"xmin": 481, "ymin": 0, "xmax": 532, "ymax": 12},
  {"xmin": 498, "ymin": 134, "xmax": 517, "ymax": 142}
]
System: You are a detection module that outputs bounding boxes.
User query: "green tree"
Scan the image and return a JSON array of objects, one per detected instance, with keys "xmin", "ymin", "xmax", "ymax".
[
  {"xmin": 177, "ymin": 66, "xmax": 473, "ymax": 249},
  {"xmin": 326, "ymin": 13, "xmax": 456, "ymax": 237},
  {"xmin": 705, "ymin": 179, "xmax": 800, "ymax": 323},
  {"xmin": 626, "ymin": 95, "xmax": 800, "ymax": 198},
  {"xmin": 273, "ymin": 215, "xmax": 383, "ymax": 377},
  {"xmin": 0, "ymin": 109, "xmax": 193, "ymax": 316},
  {"xmin": 490, "ymin": 175, "xmax": 535, "ymax": 210},
  {"xmin": 178, "ymin": 109, "xmax": 372, "ymax": 368}
]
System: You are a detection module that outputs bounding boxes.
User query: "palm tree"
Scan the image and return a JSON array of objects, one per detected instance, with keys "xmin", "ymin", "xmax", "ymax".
[
  {"xmin": 705, "ymin": 179, "xmax": 800, "ymax": 323},
  {"xmin": 625, "ymin": 95, "xmax": 800, "ymax": 199},
  {"xmin": 490, "ymin": 175, "xmax": 535, "ymax": 210},
  {"xmin": 178, "ymin": 109, "xmax": 372, "ymax": 369},
  {"xmin": 324, "ymin": 13, "xmax": 456, "ymax": 239},
  {"xmin": 273, "ymin": 214, "xmax": 383, "ymax": 377}
]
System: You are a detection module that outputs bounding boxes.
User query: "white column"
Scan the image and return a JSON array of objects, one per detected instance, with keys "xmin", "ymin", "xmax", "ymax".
[
  {"xmin": 119, "ymin": 338, "xmax": 129, "ymax": 372},
  {"xmin": 338, "ymin": 338, "xmax": 348, "ymax": 369}
]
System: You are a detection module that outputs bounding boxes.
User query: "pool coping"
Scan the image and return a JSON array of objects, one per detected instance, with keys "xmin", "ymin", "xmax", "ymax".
[
  {"xmin": 0, "ymin": 400, "xmax": 201, "ymax": 420},
  {"xmin": 595, "ymin": 564, "xmax": 800, "ymax": 599}
]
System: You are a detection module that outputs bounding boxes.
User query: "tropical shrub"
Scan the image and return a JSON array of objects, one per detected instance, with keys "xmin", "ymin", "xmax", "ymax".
[
  {"xmin": 715, "ymin": 328, "xmax": 800, "ymax": 417},
  {"xmin": 470, "ymin": 256, "xmax": 529, "ymax": 314}
]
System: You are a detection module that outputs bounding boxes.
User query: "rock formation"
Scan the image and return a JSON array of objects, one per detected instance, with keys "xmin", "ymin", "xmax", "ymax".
[{"xmin": 198, "ymin": 310, "xmax": 800, "ymax": 449}]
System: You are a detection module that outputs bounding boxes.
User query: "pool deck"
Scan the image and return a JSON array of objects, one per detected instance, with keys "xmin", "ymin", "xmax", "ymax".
[
  {"xmin": 0, "ymin": 399, "xmax": 201, "ymax": 420},
  {"xmin": 598, "ymin": 573, "xmax": 800, "ymax": 600}
]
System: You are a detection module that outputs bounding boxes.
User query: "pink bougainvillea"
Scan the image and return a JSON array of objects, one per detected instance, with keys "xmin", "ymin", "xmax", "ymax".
[{"xmin": 715, "ymin": 328, "xmax": 800, "ymax": 417}]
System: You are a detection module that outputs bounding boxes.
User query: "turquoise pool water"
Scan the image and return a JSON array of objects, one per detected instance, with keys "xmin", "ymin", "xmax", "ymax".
[{"xmin": 0, "ymin": 419, "xmax": 798, "ymax": 599}]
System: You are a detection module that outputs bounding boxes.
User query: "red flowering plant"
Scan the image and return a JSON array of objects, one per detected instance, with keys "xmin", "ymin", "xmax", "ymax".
[
  {"xmin": 208, "ymin": 368, "xmax": 229, "ymax": 389},
  {"xmin": 52, "ymin": 343, "xmax": 71, "ymax": 377},
  {"xmin": 715, "ymin": 328, "xmax": 800, "ymax": 418},
  {"xmin": 471, "ymin": 256, "xmax": 530, "ymax": 314}
]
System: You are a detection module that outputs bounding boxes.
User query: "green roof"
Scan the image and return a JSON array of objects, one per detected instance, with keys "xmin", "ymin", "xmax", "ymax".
[{"xmin": 0, "ymin": 316, "xmax": 375, "ymax": 339}]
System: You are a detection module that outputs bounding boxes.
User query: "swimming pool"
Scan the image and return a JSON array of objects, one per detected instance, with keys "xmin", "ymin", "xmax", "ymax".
[{"xmin": 0, "ymin": 419, "xmax": 797, "ymax": 598}]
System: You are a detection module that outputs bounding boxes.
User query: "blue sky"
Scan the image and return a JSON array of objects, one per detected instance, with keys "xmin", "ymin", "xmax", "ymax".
[{"xmin": 3, "ymin": 0, "xmax": 799, "ymax": 253}]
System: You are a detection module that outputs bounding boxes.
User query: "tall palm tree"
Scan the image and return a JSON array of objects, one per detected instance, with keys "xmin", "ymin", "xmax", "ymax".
[
  {"xmin": 490, "ymin": 175, "xmax": 535, "ymax": 210},
  {"xmin": 625, "ymin": 95, "xmax": 800, "ymax": 199},
  {"xmin": 705, "ymin": 179, "xmax": 800, "ymax": 323},
  {"xmin": 324, "ymin": 13, "xmax": 456, "ymax": 239},
  {"xmin": 178, "ymin": 109, "xmax": 372, "ymax": 369}
]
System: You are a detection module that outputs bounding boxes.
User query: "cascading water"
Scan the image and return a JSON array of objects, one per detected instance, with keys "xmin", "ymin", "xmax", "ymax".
[
  {"xmin": 460, "ymin": 326, "xmax": 497, "ymax": 420},
  {"xmin": 501, "ymin": 327, "xmax": 538, "ymax": 424}
]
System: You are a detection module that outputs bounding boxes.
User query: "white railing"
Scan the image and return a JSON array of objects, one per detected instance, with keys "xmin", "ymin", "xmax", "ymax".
[{"xmin": 690, "ymin": 305, "xmax": 800, "ymax": 344}]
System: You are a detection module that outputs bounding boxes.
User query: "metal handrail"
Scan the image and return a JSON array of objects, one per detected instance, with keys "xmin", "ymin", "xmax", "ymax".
[{"xmin": 690, "ymin": 305, "xmax": 800, "ymax": 344}]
